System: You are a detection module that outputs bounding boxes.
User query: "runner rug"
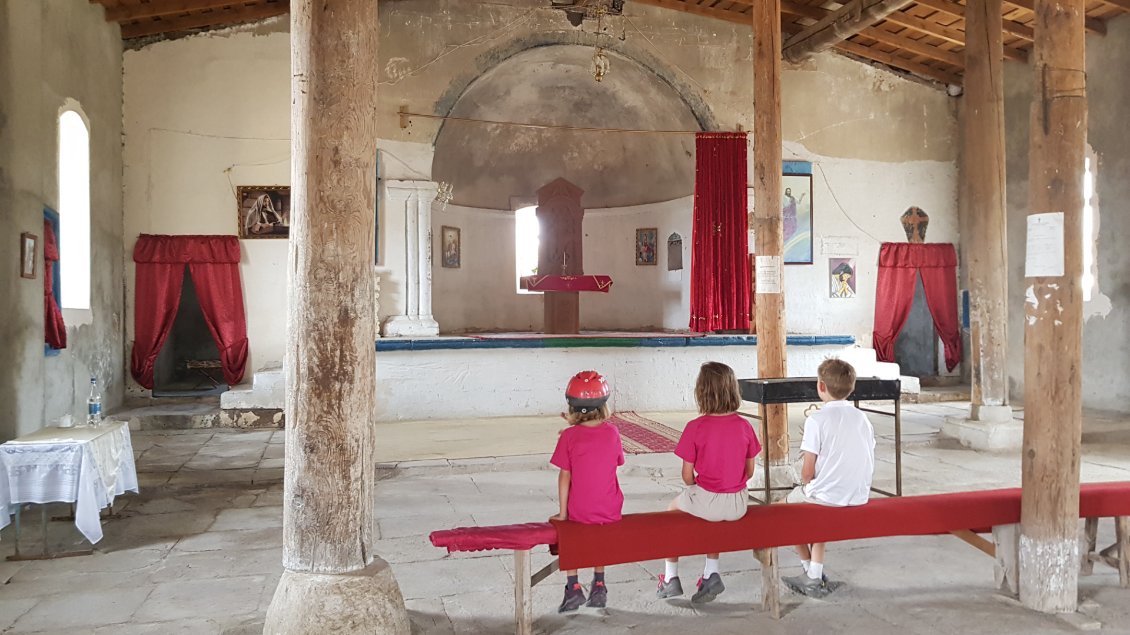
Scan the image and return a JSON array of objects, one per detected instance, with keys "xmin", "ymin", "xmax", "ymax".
[{"xmin": 608, "ymin": 412, "xmax": 682, "ymax": 454}]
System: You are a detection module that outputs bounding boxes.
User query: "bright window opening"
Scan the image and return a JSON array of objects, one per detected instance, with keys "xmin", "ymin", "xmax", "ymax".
[
  {"xmin": 59, "ymin": 109, "xmax": 90, "ymax": 310},
  {"xmin": 1082, "ymin": 153, "xmax": 1097, "ymax": 303},
  {"xmin": 515, "ymin": 206, "xmax": 540, "ymax": 293}
]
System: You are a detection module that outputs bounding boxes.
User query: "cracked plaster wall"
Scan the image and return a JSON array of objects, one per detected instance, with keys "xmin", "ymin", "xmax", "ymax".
[{"xmin": 0, "ymin": 0, "xmax": 124, "ymax": 441}]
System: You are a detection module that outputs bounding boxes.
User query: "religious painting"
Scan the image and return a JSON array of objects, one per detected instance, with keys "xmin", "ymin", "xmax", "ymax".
[
  {"xmin": 237, "ymin": 186, "xmax": 290, "ymax": 239},
  {"xmin": 900, "ymin": 206, "xmax": 929, "ymax": 243},
  {"xmin": 636, "ymin": 228, "xmax": 658, "ymax": 266},
  {"xmin": 20, "ymin": 232, "xmax": 38, "ymax": 279},
  {"xmin": 441, "ymin": 225, "xmax": 460, "ymax": 268},
  {"xmin": 829, "ymin": 258, "xmax": 856, "ymax": 299},
  {"xmin": 782, "ymin": 172, "xmax": 813, "ymax": 264}
]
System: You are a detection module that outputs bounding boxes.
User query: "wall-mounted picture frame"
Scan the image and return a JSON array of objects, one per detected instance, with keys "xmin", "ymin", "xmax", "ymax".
[
  {"xmin": 783, "ymin": 164, "xmax": 814, "ymax": 265},
  {"xmin": 237, "ymin": 186, "xmax": 291, "ymax": 239},
  {"xmin": 829, "ymin": 257, "xmax": 857, "ymax": 298},
  {"xmin": 20, "ymin": 232, "xmax": 38, "ymax": 279},
  {"xmin": 636, "ymin": 227, "xmax": 658, "ymax": 266},
  {"xmin": 441, "ymin": 225, "xmax": 461, "ymax": 268}
]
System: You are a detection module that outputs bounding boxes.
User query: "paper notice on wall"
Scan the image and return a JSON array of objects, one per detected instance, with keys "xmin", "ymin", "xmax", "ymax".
[
  {"xmin": 747, "ymin": 229, "xmax": 756, "ymax": 254},
  {"xmin": 755, "ymin": 255, "xmax": 782, "ymax": 294},
  {"xmin": 821, "ymin": 236, "xmax": 859, "ymax": 256},
  {"xmin": 1025, "ymin": 212, "xmax": 1065, "ymax": 278}
]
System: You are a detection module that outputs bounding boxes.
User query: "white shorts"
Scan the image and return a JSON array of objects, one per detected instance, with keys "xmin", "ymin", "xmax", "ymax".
[
  {"xmin": 675, "ymin": 485, "xmax": 749, "ymax": 522},
  {"xmin": 785, "ymin": 485, "xmax": 842, "ymax": 507}
]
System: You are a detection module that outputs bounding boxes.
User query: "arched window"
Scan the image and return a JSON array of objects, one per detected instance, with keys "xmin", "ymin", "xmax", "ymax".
[
  {"xmin": 58, "ymin": 108, "xmax": 90, "ymax": 310},
  {"xmin": 515, "ymin": 206, "xmax": 540, "ymax": 293}
]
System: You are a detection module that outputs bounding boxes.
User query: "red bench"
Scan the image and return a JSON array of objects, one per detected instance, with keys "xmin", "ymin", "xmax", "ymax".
[{"xmin": 430, "ymin": 482, "xmax": 1130, "ymax": 634}]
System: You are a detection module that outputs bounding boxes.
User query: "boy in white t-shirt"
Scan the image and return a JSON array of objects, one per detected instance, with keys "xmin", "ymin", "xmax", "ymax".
[{"xmin": 782, "ymin": 358, "xmax": 875, "ymax": 597}]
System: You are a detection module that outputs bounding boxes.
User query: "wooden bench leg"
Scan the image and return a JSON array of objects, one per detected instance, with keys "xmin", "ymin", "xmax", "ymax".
[
  {"xmin": 993, "ymin": 524, "xmax": 1019, "ymax": 596},
  {"xmin": 1116, "ymin": 516, "xmax": 1129, "ymax": 588},
  {"xmin": 1081, "ymin": 517, "xmax": 1098, "ymax": 575},
  {"xmin": 514, "ymin": 550, "xmax": 533, "ymax": 635},
  {"xmin": 754, "ymin": 548, "xmax": 780, "ymax": 619}
]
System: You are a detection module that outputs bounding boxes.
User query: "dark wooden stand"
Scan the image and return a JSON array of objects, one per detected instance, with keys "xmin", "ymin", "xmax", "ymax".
[{"xmin": 536, "ymin": 178, "xmax": 585, "ymax": 335}]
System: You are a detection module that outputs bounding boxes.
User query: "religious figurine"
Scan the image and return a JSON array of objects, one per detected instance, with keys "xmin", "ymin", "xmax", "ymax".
[{"xmin": 900, "ymin": 206, "xmax": 929, "ymax": 243}]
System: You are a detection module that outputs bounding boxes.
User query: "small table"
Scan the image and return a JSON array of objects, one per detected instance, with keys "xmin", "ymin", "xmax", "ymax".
[
  {"xmin": 0, "ymin": 421, "xmax": 138, "ymax": 559},
  {"xmin": 738, "ymin": 377, "xmax": 903, "ymax": 504}
]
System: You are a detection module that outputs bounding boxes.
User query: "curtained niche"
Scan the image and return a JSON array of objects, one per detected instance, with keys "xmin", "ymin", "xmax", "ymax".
[{"xmin": 153, "ymin": 268, "xmax": 225, "ymax": 394}]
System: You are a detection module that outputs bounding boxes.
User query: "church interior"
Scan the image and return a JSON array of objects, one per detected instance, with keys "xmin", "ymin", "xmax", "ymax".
[{"xmin": 2, "ymin": 0, "xmax": 1130, "ymax": 632}]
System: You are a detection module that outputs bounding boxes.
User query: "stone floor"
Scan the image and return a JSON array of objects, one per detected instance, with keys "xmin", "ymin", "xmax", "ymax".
[{"xmin": 1, "ymin": 403, "xmax": 1129, "ymax": 634}]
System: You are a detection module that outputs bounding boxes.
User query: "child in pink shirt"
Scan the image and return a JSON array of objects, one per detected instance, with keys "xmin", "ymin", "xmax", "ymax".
[
  {"xmin": 656, "ymin": 362, "xmax": 760, "ymax": 604},
  {"xmin": 550, "ymin": 370, "xmax": 624, "ymax": 612}
]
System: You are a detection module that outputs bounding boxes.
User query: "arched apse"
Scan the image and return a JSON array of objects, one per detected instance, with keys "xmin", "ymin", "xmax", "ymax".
[{"xmin": 432, "ymin": 45, "xmax": 705, "ymax": 210}]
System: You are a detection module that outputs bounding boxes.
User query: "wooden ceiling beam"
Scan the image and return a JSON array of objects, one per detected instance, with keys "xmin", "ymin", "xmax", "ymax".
[
  {"xmin": 882, "ymin": 10, "xmax": 1029, "ymax": 62},
  {"xmin": 104, "ymin": 0, "xmax": 260, "ymax": 22},
  {"xmin": 912, "ymin": 0, "xmax": 1035, "ymax": 41},
  {"xmin": 1004, "ymin": 0, "xmax": 1106, "ymax": 34},
  {"xmin": 1098, "ymin": 0, "xmax": 1130, "ymax": 11},
  {"xmin": 783, "ymin": 0, "xmax": 916, "ymax": 62},
  {"xmin": 836, "ymin": 39, "xmax": 961, "ymax": 84},
  {"xmin": 120, "ymin": 1, "xmax": 287, "ymax": 38},
  {"xmin": 856, "ymin": 24, "xmax": 962, "ymax": 67}
]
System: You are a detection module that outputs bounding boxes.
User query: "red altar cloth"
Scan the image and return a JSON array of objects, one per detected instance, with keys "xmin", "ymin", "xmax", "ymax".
[{"xmin": 520, "ymin": 275, "xmax": 613, "ymax": 293}]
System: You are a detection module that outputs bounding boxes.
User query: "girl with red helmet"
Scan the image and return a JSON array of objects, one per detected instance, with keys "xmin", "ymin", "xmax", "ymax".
[
  {"xmin": 549, "ymin": 370, "xmax": 624, "ymax": 613},
  {"xmin": 655, "ymin": 362, "xmax": 761, "ymax": 604}
]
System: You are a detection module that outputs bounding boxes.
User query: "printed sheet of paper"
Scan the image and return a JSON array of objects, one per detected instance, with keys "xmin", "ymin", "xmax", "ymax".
[
  {"xmin": 1025, "ymin": 212, "xmax": 1065, "ymax": 278},
  {"xmin": 755, "ymin": 255, "xmax": 782, "ymax": 294}
]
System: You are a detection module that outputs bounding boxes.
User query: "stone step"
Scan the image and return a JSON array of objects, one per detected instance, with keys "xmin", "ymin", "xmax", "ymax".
[{"xmin": 114, "ymin": 398, "xmax": 282, "ymax": 430}]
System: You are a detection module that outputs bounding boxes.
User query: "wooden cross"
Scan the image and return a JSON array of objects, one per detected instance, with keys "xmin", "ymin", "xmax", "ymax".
[{"xmin": 900, "ymin": 206, "xmax": 930, "ymax": 243}]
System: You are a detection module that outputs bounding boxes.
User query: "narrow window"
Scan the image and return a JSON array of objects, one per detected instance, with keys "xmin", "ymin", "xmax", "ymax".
[
  {"xmin": 59, "ymin": 109, "xmax": 90, "ymax": 310},
  {"xmin": 515, "ymin": 206, "xmax": 540, "ymax": 293}
]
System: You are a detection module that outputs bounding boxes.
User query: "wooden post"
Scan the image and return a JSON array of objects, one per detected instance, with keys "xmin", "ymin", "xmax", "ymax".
[
  {"xmin": 514, "ymin": 550, "xmax": 534, "ymax": 635},
  {"xmin": 994, "ymin": 523, "xmax": 1020, "ymax": 596},
  {"xmin": 754, "ymin": 548, "xmax": 781, "ymax": 619},
  {"xmin": 962, "ymin": 0, "xmax": 1010, "ymax": 422},
  {"xmin": 753, "ymin": 0, "xmax": 789, "ymax": 467},
  {"xmin": 1020, "ymin": 0, "xmax": 1086, "ymax": 614},
  {"xmin": 264, "ymin": 0, "xmax": 409, "ymax": 631}
]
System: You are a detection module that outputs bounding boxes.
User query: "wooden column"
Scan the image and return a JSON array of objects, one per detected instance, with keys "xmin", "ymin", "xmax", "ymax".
[
  {"xmin": 753, "ymin": 0, "xmax": 789, "ymax": 465},
  {"xmin": 537, "ymin": 178, "xmax": 585, "ymax": 335},
  {"xmin": 265, "ymin": 0, "xmax": 409, "ymax": 630},
  {"xmin": 1020, "ymin": 0, "xmax": 1086, "ymax": 614},
  {"xmin": 962, "ymin": 0, "xmax": 1010, "ymax": 420}
]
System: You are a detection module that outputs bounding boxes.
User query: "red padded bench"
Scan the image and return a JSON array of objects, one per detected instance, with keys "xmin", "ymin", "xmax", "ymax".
[{"xmin": 431, "ymin": 483, "xmax": 1130, "ymax": 634}]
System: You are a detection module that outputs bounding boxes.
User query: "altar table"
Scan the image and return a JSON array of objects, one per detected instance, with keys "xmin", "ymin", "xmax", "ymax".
[{"xmin": 0, "ymin": 421, "xmax": 138, "ymax": 547}]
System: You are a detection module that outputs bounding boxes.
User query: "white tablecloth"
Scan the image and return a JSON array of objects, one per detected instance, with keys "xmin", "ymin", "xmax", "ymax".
[{"xmin": 0, "ymin": 421, "xmax": 139, "ymax": 543}]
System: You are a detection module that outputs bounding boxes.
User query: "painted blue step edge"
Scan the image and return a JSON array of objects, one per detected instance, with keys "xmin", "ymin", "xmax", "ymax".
[{"xmin": 376, "ymin": 334, "xmax": 854, "ymax": 352}]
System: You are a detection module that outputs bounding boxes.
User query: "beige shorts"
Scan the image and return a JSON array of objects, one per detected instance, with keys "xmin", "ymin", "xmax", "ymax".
[
  {"xmin": 675, "ymin": 485, "xmax": 749, "ymax": 522},
  {"xmin": 785, "ymin": 485, "xmax": 842, "ymax": 507}
]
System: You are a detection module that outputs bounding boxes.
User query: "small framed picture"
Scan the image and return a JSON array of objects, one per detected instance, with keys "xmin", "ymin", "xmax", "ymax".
[
  {"xmin": 237, "ymin": 186, "xmax": 291, "ymax": 239},
  {"xmin": 830, "ymin": 258, "xmax": 857, "ymax": 298},
  {"xmin": 635, "ymin": 227, "xmax": 658, "ymax": 266},
  {"xmin": 20, "ymin": 233, "xmax": 38, "ymax": 279},
  {"xmin": 441, "ymin": 226, "xmax": 461, "ymax": 268}
]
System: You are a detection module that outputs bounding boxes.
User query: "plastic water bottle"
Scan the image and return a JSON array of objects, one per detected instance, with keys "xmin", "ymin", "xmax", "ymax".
[{"xmin": 86, "ymin": 377, "xmax": 102, "ymax": 426}]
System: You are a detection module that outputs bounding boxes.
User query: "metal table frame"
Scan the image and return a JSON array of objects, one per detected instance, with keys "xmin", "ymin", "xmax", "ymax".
[{"xmin": 738, "ymin": 376, "xmax": 903, "ymax": 504}]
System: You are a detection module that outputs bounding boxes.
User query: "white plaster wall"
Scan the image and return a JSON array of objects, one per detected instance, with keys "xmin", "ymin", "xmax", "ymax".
[
  {"xmin": 0, "ymin": 0, "xmax": 124, "ymax": 440},
  {"xmin": 374, "ymin": 344, "xmax": 837, "ymax": 421}
]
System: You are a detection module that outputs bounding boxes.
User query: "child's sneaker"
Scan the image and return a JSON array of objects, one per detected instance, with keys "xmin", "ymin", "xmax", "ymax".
[
  {"xmin": 691, "ymin": 573, "xmax": 725, "ymax": 603},
  {"xmin": 656, "ymin": 575, "xmax": 683, "ymax": 598},
  {"xmin": 559, "ymin": 583, "xmax": 586, "ymax": 612},
  {"xmin": 586, "ymin": 580, "xmax": 607, "ymax": 608},
  {"xmin": 782, "ymin": 573, "xmax": 830, "ymax": 598}
]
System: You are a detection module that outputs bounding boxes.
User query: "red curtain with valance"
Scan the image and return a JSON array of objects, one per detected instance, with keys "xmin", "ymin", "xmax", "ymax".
[
  {"xmin": 43, "ymin": 220, "xmax": 67, "ymax": 349},
  {"xmin": 873, "ymin": 242, "xmax": 962, "ymax": 372},
  {"xmin": 130, "ymin": 235, "xmax": 248, "ymax": 389},
  {"xmin": 689, "ymin": 132, "xmax": 750, "ymax": 332}
]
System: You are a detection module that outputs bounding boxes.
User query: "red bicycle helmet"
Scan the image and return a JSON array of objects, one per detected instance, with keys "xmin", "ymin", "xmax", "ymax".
[{"xmin": 566, "ymin": 370, "xmax": 610, "ymax": 412}]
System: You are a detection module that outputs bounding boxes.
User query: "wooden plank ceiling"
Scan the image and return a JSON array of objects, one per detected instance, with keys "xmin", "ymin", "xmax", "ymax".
[{"xmin": 92, "ymin": 0, "xmax": 1128, "ymax": 85}]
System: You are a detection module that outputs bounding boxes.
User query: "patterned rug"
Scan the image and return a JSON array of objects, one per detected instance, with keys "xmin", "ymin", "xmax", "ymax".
[{"xmin": 608, "ymin": 412, "xmax": 682, "ymax": 454}]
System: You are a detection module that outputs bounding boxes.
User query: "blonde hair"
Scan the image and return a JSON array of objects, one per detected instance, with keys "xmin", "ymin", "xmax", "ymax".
[
  {"xmin": 818, "ymin": 358, "xmax": 856, "ymax": 400},
  {"xmin": 695, "ymin": 362, "xmax": 741, "ymax": 415},
  {"xmin": 564, "ymin": 404, "xmax": 611, "ymax": 426}
]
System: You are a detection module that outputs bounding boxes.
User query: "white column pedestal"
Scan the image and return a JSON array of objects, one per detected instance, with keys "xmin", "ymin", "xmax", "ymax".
[
  {"xmin": 941, "ymin": 405, "xmax": 1021, "ymax": 451},
  {"xmin": 381, "ymin": 180, "xmax": 440, "ymax": 337}
]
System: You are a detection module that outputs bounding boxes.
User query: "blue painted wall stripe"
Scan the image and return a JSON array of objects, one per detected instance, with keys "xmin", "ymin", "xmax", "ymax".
[{"xmin": 376, "ymin": 334, "xmax": 854, "ymax": 352}]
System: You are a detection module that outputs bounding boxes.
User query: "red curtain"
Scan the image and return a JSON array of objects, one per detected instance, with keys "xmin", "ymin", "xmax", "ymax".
[
  {"xmin": 689, "ymin": 132, "xmax": 750, "ymax": 332},
  {"xmin": 189, "ymin": 263, "xmax": 248, "ymax": 386},
  {"xmin": 873, "ymin": 243, "xmax": 962, "ymax": 372},
  {"xmin": 131, "ymin": 235, "xmax": 248, "ymax": 389},
  {"xmin": 43, "ymin": 220, "xmax": 66, "ymax": 349}
]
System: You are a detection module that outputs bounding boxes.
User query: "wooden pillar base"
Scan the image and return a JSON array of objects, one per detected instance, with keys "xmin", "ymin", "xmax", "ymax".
[
  {"xmin": 1018, "ymin": 534, "xmax": 1080, "ymax": 613},
  {"xmin": 264, "ymin": 559, "xmax": 409, "ymax": 634},
  {"xmin": 544, "ymin": 292, "xmax": 580, "ymax": 335}
]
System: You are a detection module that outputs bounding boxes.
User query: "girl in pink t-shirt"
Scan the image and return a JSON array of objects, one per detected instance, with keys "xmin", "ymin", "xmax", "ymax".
[
  {"xmin": 549, "ymin": 370, "xmax": 625, "ymax": 613},
  {"xmin": 656, "ymin": 362, "xmax": 761, "ymax": 604}
]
